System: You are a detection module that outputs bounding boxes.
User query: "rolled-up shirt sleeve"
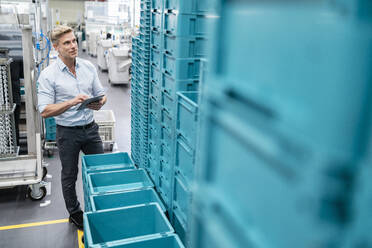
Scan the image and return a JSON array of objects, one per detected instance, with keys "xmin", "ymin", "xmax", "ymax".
[
  {"xmin": 37, "ymin": 73, "xmax": 55, "ymax": 113},
  {"xmin": 92, "ymin": 67, "xmax": 105, "ymax": 97}
]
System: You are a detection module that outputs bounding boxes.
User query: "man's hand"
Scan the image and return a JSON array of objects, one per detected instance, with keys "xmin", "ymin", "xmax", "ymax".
[
  {"xmin": 87, "ymin": 96, "xmax": 106, "ymax": 111},
  {"xmin": 69, "ymin": 94, "xmax": 89, "ymax": 106}
]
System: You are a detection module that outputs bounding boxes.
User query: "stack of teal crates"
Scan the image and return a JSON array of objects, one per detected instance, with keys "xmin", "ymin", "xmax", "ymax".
[
  {"xmin": 82, "ymin": 152, "xmax": 185, "ymax": 248},
  {"xmin": 130, "ymin": 0, "xmax": 213, "ymax": 246},
  {"xmin": 131, "ymin": 0, "xmax": 152, "ymax": 170},
  {"xmin": 131, "ymin": 37, "xmax": 141, "ymax": 166},
  {"xmin": 192, "ymin": 1, "xmax": 372, "ymax": 248}
]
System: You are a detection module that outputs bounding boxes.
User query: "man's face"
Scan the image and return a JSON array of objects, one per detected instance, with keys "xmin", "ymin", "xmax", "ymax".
[{"xmin": 54, "ymin": 31, "xmax": 78, "ymax": 60}]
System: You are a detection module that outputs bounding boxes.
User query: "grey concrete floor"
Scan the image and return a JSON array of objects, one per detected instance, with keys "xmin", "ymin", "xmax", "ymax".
[{"xmin": 0, "ymin": 48, "xmax": 132, "ymax": 248}]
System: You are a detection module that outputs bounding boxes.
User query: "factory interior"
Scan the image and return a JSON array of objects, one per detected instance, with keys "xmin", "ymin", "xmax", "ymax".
[{"xmin": 0, "ymin": 0, "xmax": 372, "ymax": 248}]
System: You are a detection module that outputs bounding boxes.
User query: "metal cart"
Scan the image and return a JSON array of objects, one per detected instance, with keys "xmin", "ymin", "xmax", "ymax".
[
  {"xmin": 93, "ymin": 110, "xmax": 116, "ymax": 151},
  {"xmin": 0, "ymin": 13, "xmax": 47, "ymax": 200}
]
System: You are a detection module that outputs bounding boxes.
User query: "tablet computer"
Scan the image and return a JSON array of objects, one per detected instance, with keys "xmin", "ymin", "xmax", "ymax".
[{"xmin": 77, "ymin": 95, "xmax": 104, "ymax": 110}]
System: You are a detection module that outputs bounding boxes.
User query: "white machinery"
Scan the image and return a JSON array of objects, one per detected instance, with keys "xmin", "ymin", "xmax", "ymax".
[
  {"xmin": 107, "ymin": 46, "xmax": 131, "ymax": 85},
  {"xmin": 96, "ymin": 39, "xmax": 112, "ymax": 71},
  {"xmin": 87, "ymin": 32, "xmax": 99, "ymax": 57},
  {"xmin": 81, "ymin": 40, "xmax": 87, "ymax": 52}
]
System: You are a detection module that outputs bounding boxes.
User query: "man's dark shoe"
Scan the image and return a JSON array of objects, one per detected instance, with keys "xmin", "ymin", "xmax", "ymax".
[{"xmin": 69, "ymin": 210, "xmax": 84, "ymax": 230}]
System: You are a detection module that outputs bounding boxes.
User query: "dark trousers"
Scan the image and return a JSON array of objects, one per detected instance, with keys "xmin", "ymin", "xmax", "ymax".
[{"xmin": 56, "ymin": 122, "xmax": 103, "ymax": 214}]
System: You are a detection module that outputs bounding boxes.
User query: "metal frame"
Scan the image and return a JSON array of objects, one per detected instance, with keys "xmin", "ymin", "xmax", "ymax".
[{"xmin": 0, "ymin": 13, "xmax": 45, "ymax": 199}]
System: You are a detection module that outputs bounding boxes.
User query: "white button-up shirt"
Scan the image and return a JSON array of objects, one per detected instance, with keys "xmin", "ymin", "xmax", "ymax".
[{"xmin": 37, "ymin": 57, "xmax": 105, "ymax": 126}]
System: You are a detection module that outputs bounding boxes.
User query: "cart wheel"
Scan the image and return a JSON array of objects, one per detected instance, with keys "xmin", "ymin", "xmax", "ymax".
[
  {"xmin": 28, "ymin": 186, "xmax": 47, "ymax": 201},
  {"xmin": 47, "ymin": 149, "xmax": 53, "ymax": 157},
  {"xmin": 42, "ymin": 167, "xmax": 48, "ymax": 180}
]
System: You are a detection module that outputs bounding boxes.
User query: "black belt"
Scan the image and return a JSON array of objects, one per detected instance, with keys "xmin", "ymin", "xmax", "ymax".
[{"xmin": 57, "ymin": 121, "xmax": 95, "ymax": 130}]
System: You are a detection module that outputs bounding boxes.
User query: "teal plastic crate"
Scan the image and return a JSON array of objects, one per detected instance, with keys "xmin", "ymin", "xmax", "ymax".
[
  {"xmin": 147, "ymin": 155, "xmax": 159, "ymax": 186},
  {"xmin": 161, "ymin": 90, "xmax": 176, "ymax": 116},
  {"xmin": 87, "ymin": 168, "xmax": 154, "ymax": 195},
  {"xmin": 172, "ymin": 175, "xmax": 191, "ymax": 230},
  {"xmin": 106, "ymin": 234, "xmax": 184, "ymax": 248},
  {"xmin": 149, "ymin": 123, "xmax": 160, "ymax": 142},
  {"xmin": 151, "ymin": 11, "xmax": 163, "ymax": 31},
  {"xmin": 160, "ymin": 108, "xmax": 174, "ymax": 134},
  {"xmin": 159, "ymin": 161, "xmax": 172, "ymax": 191},
  {"xmin": 150, "ymin": 29, "xmax": 162, "ymax": 50},
  {"xmin": 176, "ymin": 92, "xmax": 199, "ymax": 148},
  {"xmin": 151, "ymin": 0, "xmax": 163, "ymax": 11},
  {"xmin": 82, "ymin": 152, "xmax": 134, "ymax": 173},
  {"xmin": 158, "ymin": 175, "xmax": 172, "ymax": 209},
  {"xmin": 160, "ymin": 126, "xmax": 173, "ymax": 154},
  {"xmin": 207, "ymin": 1, "xmax": 372, "ymax": 161},
  {"xmin": 164, "ymin": 0, "xmax": 211, "ymax": 14},
  {"xmin": 84, "ymin": 203, "xmax": 174, "ymax": 247},
  {"xmin": 150, "ymin": 83, "xmax": 161, "ymax": 105},
  {"xmin": 150, "ymin": 64, "xmax": 162, "ymax": 86},
  {"xmin": 44, "ymin": 117, "xmax": 56, "ymax": 141},
  {"xmin": 150, "ymin": 47, "xmax": 162, "ymax": 70},
  {"xmin": 90, "ymin": 188, "xmax": 166, "ymax": 212},
  {"xmin": 148, "ymin": 141, "xmax": 159, "ymax": 159},
  {"xmin": 163, "ymin": 54, "xmax": 201, "ymax": 80},
  {"xmin": 164, "ymin": 13, "xmax": 207, "ymax": 36},
  {"xmin": 162, "ymin": 73, "xmax": 199, "ymax": 97},
  {"xmin": 164, "ymin": 34, "xmax": 207, "ymax": 58},
  {"xmin": 175, "ymin": 135, "xmax": 195, "ymax": 184}
]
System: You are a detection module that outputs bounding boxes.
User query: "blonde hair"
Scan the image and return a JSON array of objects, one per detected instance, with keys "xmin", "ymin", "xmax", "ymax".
[{"xmin": 51, "ymin": 25, "xmax": 73, "ymax": 44}]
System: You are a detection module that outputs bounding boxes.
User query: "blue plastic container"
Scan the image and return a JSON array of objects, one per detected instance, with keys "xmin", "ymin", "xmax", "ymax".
[
  {"xmin": 104, "ymin": 234, "xmax": 185, "ymax": 248},
  {"xmin": 164, "ymin": 13, "xmax": 207, "ymax": 36},
  {"xmin": 207, "ymin": 1, "xmax": 372, "ymax": 162},
  {"xmin": 147, "ymin": 155, "xmax": 159, "ymax": 184},
  {"xmin": 149, "ymin": 110, "xmax": 161, "ymax": 127},
  {"xmin": 149, "ymin": 96, "xmax": 160, "ymax": 116},
  {"xmin": 161, "ymin": 108, "xmax": 174, "ymax": 132},
  {"xmin": 172, "ymin": 213, "xmax": 188, "ymax": 247},
  {"xmin": 148, "ymin": 141, "xmax": 159, "ymax": 158},
  {"xmin": 82, "ymin": 152, "xmax": 134, "ymax": 173},
  {"xmin": 162, "ymin": 73, "xmax": 199, "ymax": 97},
  {"xmin": 164, "ymin": 0, "xmax": 210, "ymax": 14},
  {"xmin": 82, "ymin": 153, "xmax": 135, "ymax": 185},
  {"xmin": 158, "ymin": 175, "xmax": 172, "ymax": 207},
  {"xmin": 175, "ymin": 135, "xmax": 195, "ymax": 183},
  {"xmin": 163, "ymin": 54, "xmax": 201, "ymax": 80},
  {"xmin": 150, "ymin": 64, "xmax": 162, "ymax": 86},
  {"xmin": 161, "ymin": 90, "xmax": 175, "ymax": 116},
  {"xmin": 140, "ymin": 1, "xmax": 151, "ymax": 10},
  {"xmin": 150, "ymin": 48, "xmax": 162, "ymax": 70},
  {"xmin": 176, "ymin": 92, "xmax": 199, "ymax": 148},
  {"xmin": 160, "ymin": 158, "xmax": 173, "ymax": 183},
  {"xmin": 164, "ymin": 34, "xmax": 207, "ymax": 58},
  {"xmin": 90, "ymin": 188, "xmax": 166, "ymax": 212},
  {"xmin": 149, "ymin": 124, "xmax": 160, "ymax": 144},
  {"xmin": 151, "ymin": 11, "xmax": 163, "ymax": 31},
  {"xmin": 151, "ymin": 0, "xmax": 163, "ymax": 11},
  {"xmin": 44, "ymin": 117, "xmax": 56, "ymax": 141},
  {"xmin": 87, "ymin": 169, "xmax": 154, "ymax": 195},
  {"xmin": 172, "ymin": 175, "xmax": 191, "ymax": 228},
  {"xmin": 160, "ymin": 141, "xmax": 172, "ymax": 165},
  {"xmin": 150, "ymin": 29, "xmax": 162, "ymax": 50},
  {"xmin": 84, "ymin": 204, "xmax": 174, "ymax": 247},
  {"xmin": 160, "ymin": 126, "xmax": 173, "ymax": 155}
]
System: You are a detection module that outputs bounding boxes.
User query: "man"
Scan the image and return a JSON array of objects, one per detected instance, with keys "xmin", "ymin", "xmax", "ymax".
[{"xmin": 37, "ymin": 25, "xmax": 107, "ymax": 229}]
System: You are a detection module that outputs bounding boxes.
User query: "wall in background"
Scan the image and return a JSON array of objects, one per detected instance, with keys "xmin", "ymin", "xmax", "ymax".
[{"xmin": 49, "ymin": 0, "xmax": 84, "ymax": 25}]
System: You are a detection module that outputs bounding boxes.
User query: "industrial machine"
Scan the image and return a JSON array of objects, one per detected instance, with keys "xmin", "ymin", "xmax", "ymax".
[{"xmin": 107, "ymin": 46, "xmax": 131, "ymax": 85}]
